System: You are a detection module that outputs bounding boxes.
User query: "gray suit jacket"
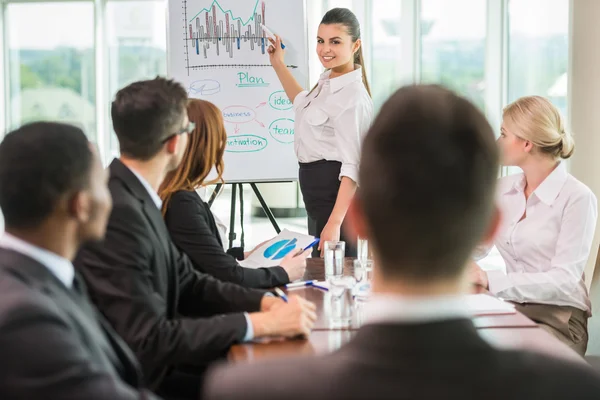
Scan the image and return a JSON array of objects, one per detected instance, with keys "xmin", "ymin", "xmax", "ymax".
[
  {"xmin": 0, "ymin": 248, "xmax": 159, "ymax": 399},
  {"xmin": 204, "ymin": 320, "xmax": 600, "ymax": 400}
]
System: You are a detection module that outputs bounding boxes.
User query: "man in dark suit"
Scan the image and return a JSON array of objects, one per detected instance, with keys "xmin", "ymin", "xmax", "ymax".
[
  {"xmin": 203, "ymin": 85, "xmax": 600, "ymax": 400},
  {"xmin": 0, "ymin": 122, "xmax": 159, "ymax": 399},
  {"xmin": 74, "ymin": 77, "xmax": 317, "ymax": 399}
]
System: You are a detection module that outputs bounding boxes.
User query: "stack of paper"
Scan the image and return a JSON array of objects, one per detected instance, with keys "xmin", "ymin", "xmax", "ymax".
[
  {"xmin": 466, "ymin": 294, "xmax": 516, "ymax": 315},
  {"xmin": 297, "ymin": 289, "xmax": 514, "ymax": 316}
]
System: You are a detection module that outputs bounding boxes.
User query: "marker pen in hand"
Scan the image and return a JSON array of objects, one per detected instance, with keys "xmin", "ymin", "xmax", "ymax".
[{"xmin": 261, "ymin": 24, "xmax": 286, "ymax": 49}]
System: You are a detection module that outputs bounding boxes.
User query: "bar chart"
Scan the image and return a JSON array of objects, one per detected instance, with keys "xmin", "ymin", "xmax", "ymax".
[{"xmin": 184, "ymin": 0, "xmax": 274, "ymax": 69}]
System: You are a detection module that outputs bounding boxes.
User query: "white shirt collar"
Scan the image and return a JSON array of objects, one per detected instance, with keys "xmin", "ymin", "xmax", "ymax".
[
  {"xmin": 126, "ymin": 165, "xmax": 163, "ymax": 209},
  {"xmin": 319, "ymin": 66, "xmax": 364, "ymax": 93},
  {"xmin": 533, "ymin": 162, "xmax": 568, "ymax": 206},
  {"xmin": 0, "ymin": 233, "xmax": 74, "ymax": 288},
  {"xmin": 503, "ymin": 162, "xmax": 568, "ymax": 206},
  {"xmin": 364, "ymin": 294, "xmax": 472, "ymax": 325}
]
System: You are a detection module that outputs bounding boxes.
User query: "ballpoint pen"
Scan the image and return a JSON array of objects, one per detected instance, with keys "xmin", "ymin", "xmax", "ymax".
[
  {"xmin": 273, "ymin": 287, "xmax": 289, "ymax": 302},
  {"xmin": 285, "ymin": 280, "xmax": 317, "ymax": 289}
]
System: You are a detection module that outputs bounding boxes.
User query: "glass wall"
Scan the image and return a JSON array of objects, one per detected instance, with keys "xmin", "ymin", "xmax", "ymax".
[
  {"xmin": 0, "ymin": 0, "xmax": 572, "ymax": 245},
  {"xmin": 507, "ymin": 0, "xmax": 569, "ymax": 116},
  {"xmin": 106, "ymin": 0, "xmax": 167, "ymax": 157},
  {"xmin": 370, "ymin": 0, "xmax": 403, "ymax": 109},
  {"xmin": 420, "ymin": 0, "xmax": 486, "ymax": 110},
  {"xmin": 7, "ymin": 2, "xmax": 96, "ymax": 141},
  {"xmin": 1, "ymin": 0, "xmax": 571, "ymax": 148}
]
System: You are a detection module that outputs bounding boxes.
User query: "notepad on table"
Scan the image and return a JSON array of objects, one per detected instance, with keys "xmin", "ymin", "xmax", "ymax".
[{"xmin": 466, "ymin": 294, "xmax": 516, "ymax": 315}]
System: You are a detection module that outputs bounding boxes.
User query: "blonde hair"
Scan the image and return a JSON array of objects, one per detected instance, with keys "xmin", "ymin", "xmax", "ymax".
[{"xmin": 502, "ymin": 95, "xmax": 574, "ymax": 159}]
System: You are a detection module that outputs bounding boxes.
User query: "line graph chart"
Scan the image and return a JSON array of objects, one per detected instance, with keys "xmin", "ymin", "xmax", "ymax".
[
  {"xmin": 183, "ymin": 0, "xmax": 276, "ymax": 70},
  {"xmin": 169, "ymin": 0, "xmax": 309, "ymax": 182}
]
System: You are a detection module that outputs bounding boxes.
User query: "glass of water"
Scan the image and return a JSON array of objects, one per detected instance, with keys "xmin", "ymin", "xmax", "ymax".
[
  {"xmin": 363, "ymin": 259, "xmax": 374, "ymax": 283},
  {"xmin": 357, "ymin": 237, "xmax": 369, "ymax": 265},
  {"xmin": 353, "ymin": 259, "xmax": 372, "ymax": 300},
  {"xmin": 329, "ymin": 276, "xmax": 355, "ymax": 328},
  {"xmin": 324, "ymin": 241, "xmax": 345, "ymax": 282}
]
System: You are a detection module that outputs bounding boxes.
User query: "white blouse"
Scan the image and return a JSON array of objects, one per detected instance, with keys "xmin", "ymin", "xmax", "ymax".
[
  {"xmin": 293, "ymin": 67, "xmax": 373, "ymax": 183},
  {"xmin": 487, "ymin": 163, "xmax": 597, "ymax": 314},
  {"xmin": 196, "ymin": 188, "xmax": 228, "ymax": 250}
]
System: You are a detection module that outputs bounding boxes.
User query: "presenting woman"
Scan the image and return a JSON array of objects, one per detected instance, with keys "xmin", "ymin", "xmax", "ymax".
[{"xmin": 267, "ymin": 8, "xmax": 373, "ymax": 257}]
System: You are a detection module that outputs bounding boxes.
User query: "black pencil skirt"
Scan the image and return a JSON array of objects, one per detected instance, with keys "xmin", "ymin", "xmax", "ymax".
[{"xmin": 298, "ymin": 160, "xmax": 356, "ymax": 257}]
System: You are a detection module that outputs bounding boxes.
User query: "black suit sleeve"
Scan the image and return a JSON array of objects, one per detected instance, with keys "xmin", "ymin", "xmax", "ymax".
[
  {"xmin": 226, "ymin": 247, "xmax": 245, "ymax": 261},
  {"xmin": 165, "ymin": 191, "xmax": 289, "ymax": 289},
  {"xmin": 176, "ymin": 244, "xmax": 266, "ymax": 318},
  {"xmin": 76, "ymin": 202, "xmax": 261, "ymax": 382},
  {"xmin": 0, "ymin": 296, "xmax": 159, "ymax": 400}
]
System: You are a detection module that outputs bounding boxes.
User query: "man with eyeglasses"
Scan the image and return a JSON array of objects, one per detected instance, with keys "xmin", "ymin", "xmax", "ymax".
[{"xmin": 74, "ymin": 77, "xmax": 317, "ymax": 400}]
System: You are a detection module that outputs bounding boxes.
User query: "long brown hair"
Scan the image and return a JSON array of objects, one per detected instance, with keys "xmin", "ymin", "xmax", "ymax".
[
  {"xmin": 159, "ymin": 99, "xmax": 227, "ymax": 215},
  {"xmin": 309, "ymin": 8, "xmax": 371, "ymax": 97}
]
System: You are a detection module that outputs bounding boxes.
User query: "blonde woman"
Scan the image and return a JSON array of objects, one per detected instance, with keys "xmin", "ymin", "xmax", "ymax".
[{"xmin": 471, "ymin": 96, "xmax": 597, "ymax": 356}]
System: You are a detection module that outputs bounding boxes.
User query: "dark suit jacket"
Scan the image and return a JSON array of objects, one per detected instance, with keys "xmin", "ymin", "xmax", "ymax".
[
  {"xmin": 204, "ymin": 319, "xmax": 600, "ymax": 400},
  {"xmin": 74, "ymin": 159, "xmax": 265, "ymax": 390},
  {"xmin": 0, "ymin": 248, "xmax": 159, "ymax": 399},
  {"xmin": 164, "ymin": 190, "xmax": 289, "ymax": 289}
]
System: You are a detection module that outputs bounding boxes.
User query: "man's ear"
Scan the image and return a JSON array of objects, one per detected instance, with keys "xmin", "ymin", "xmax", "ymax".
[
  {"xmin": 344, "ymin": 195, "xmax": 369, "ymax": 240},
  {"xmin": 165, "ymin": 134, "xmax": 180, "ymax": 155},
  {"xmin": 67, "ymin": 191, "xmax": 91, "ymax": 224}
]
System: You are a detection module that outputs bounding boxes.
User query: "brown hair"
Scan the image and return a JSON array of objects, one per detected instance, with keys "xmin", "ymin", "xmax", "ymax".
[
  {"xmin": 359, "ymin": 85, "xmax": 499, "ymax": 281},
  {"xmin": 309, "ymin": 8, "xmax": 371, "ymax": 97},
  {"xmin": 112, "ymin": 77, "xmax": 188, "ymax": 160},
  {"xmin": 159, "ymin": 99, "xmax": 226, "ymax": 215}
]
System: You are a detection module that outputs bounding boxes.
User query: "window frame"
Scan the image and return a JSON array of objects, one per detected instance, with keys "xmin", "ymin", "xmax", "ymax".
[{"xmin": 0, "ymin": 0, "xmax": 571, "ymax": 176}]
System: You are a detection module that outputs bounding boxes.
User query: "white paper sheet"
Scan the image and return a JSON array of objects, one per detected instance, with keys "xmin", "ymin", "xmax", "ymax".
[
  {"xmin": 307, "ymin": 285, "xmax": 515, "ymax": 316},
  {"xmin": 238, "ymin": 229, "xmax": 316, "ymax": 269},
  {"xmin": 465, "ymin": 294, "xmax": 516, "ymax": 315}
]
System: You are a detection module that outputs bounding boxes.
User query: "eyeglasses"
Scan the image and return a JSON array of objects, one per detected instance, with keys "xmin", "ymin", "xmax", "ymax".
[{"xmin": 161, "ymin": 121, "xmax": 196, "ymax": 143}]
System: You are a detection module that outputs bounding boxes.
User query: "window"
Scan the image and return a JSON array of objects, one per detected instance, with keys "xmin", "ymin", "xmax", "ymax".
[
  {"xmin": 7, "ymin": 3, "xmax": 96, "ymax": 141},
  {"xmin": 507, "ymin": 0, "xmax": 569, "ymax": 116},
  {"xmin": 504, "ymin": 0, "xmax": 568, "ymax": 176},
  {"xmin": 420, "ymin": 0, "xmax": 486, "ymax": 110},
  {"xmin": 107, "ymin": 0, "xmax": 168, "ymax": 157},
  {"xmin": 0, "ymin": 0, "xmax": 575, "ymax": 248},
  {"xmin": 325, "ymin": 0, "xmax": 353, "ymax": 9},
  {"xmin": 370, "ymin": 0, "xmax": 403, "ymax": 109}
]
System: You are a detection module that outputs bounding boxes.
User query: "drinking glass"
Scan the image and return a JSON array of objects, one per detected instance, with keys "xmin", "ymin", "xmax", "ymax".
[{"xmin": 324, "ymin": 241, "xmax": 345, "ymax": 282}]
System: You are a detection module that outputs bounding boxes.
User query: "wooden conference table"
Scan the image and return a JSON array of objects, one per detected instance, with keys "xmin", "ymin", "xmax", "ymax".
[{"xmin": 229, "ymin": 258, "xmax": 582, "ymax": 364}]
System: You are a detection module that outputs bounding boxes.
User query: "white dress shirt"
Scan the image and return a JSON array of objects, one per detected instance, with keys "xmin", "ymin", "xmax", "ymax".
[
  {"xmin": 487, "ymin": 163, "xmax": 597, "ymax": 315},
  {"xmin": 129, "ymin": 167, "xmax": 163, "ymax": 209},
  {"xmin": 364, "ymin": 294, "xmax": 473, "ymax": 326},
  {"xmin": 0, "ymin": 233, "xmax": 74, "ymax": 288},
  {"xmin": 125, "ymin": 164, "xmax": 255, "ymax": 340},
  {"xmin": 293, "ymin": 67, "xmax": 373, "ymax": 183}
]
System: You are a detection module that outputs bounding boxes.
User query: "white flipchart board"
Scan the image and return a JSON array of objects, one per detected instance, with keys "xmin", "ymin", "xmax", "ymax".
[{"xmin": 167, "ymin": 0, "xmax": 308, "ymax": 182}]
